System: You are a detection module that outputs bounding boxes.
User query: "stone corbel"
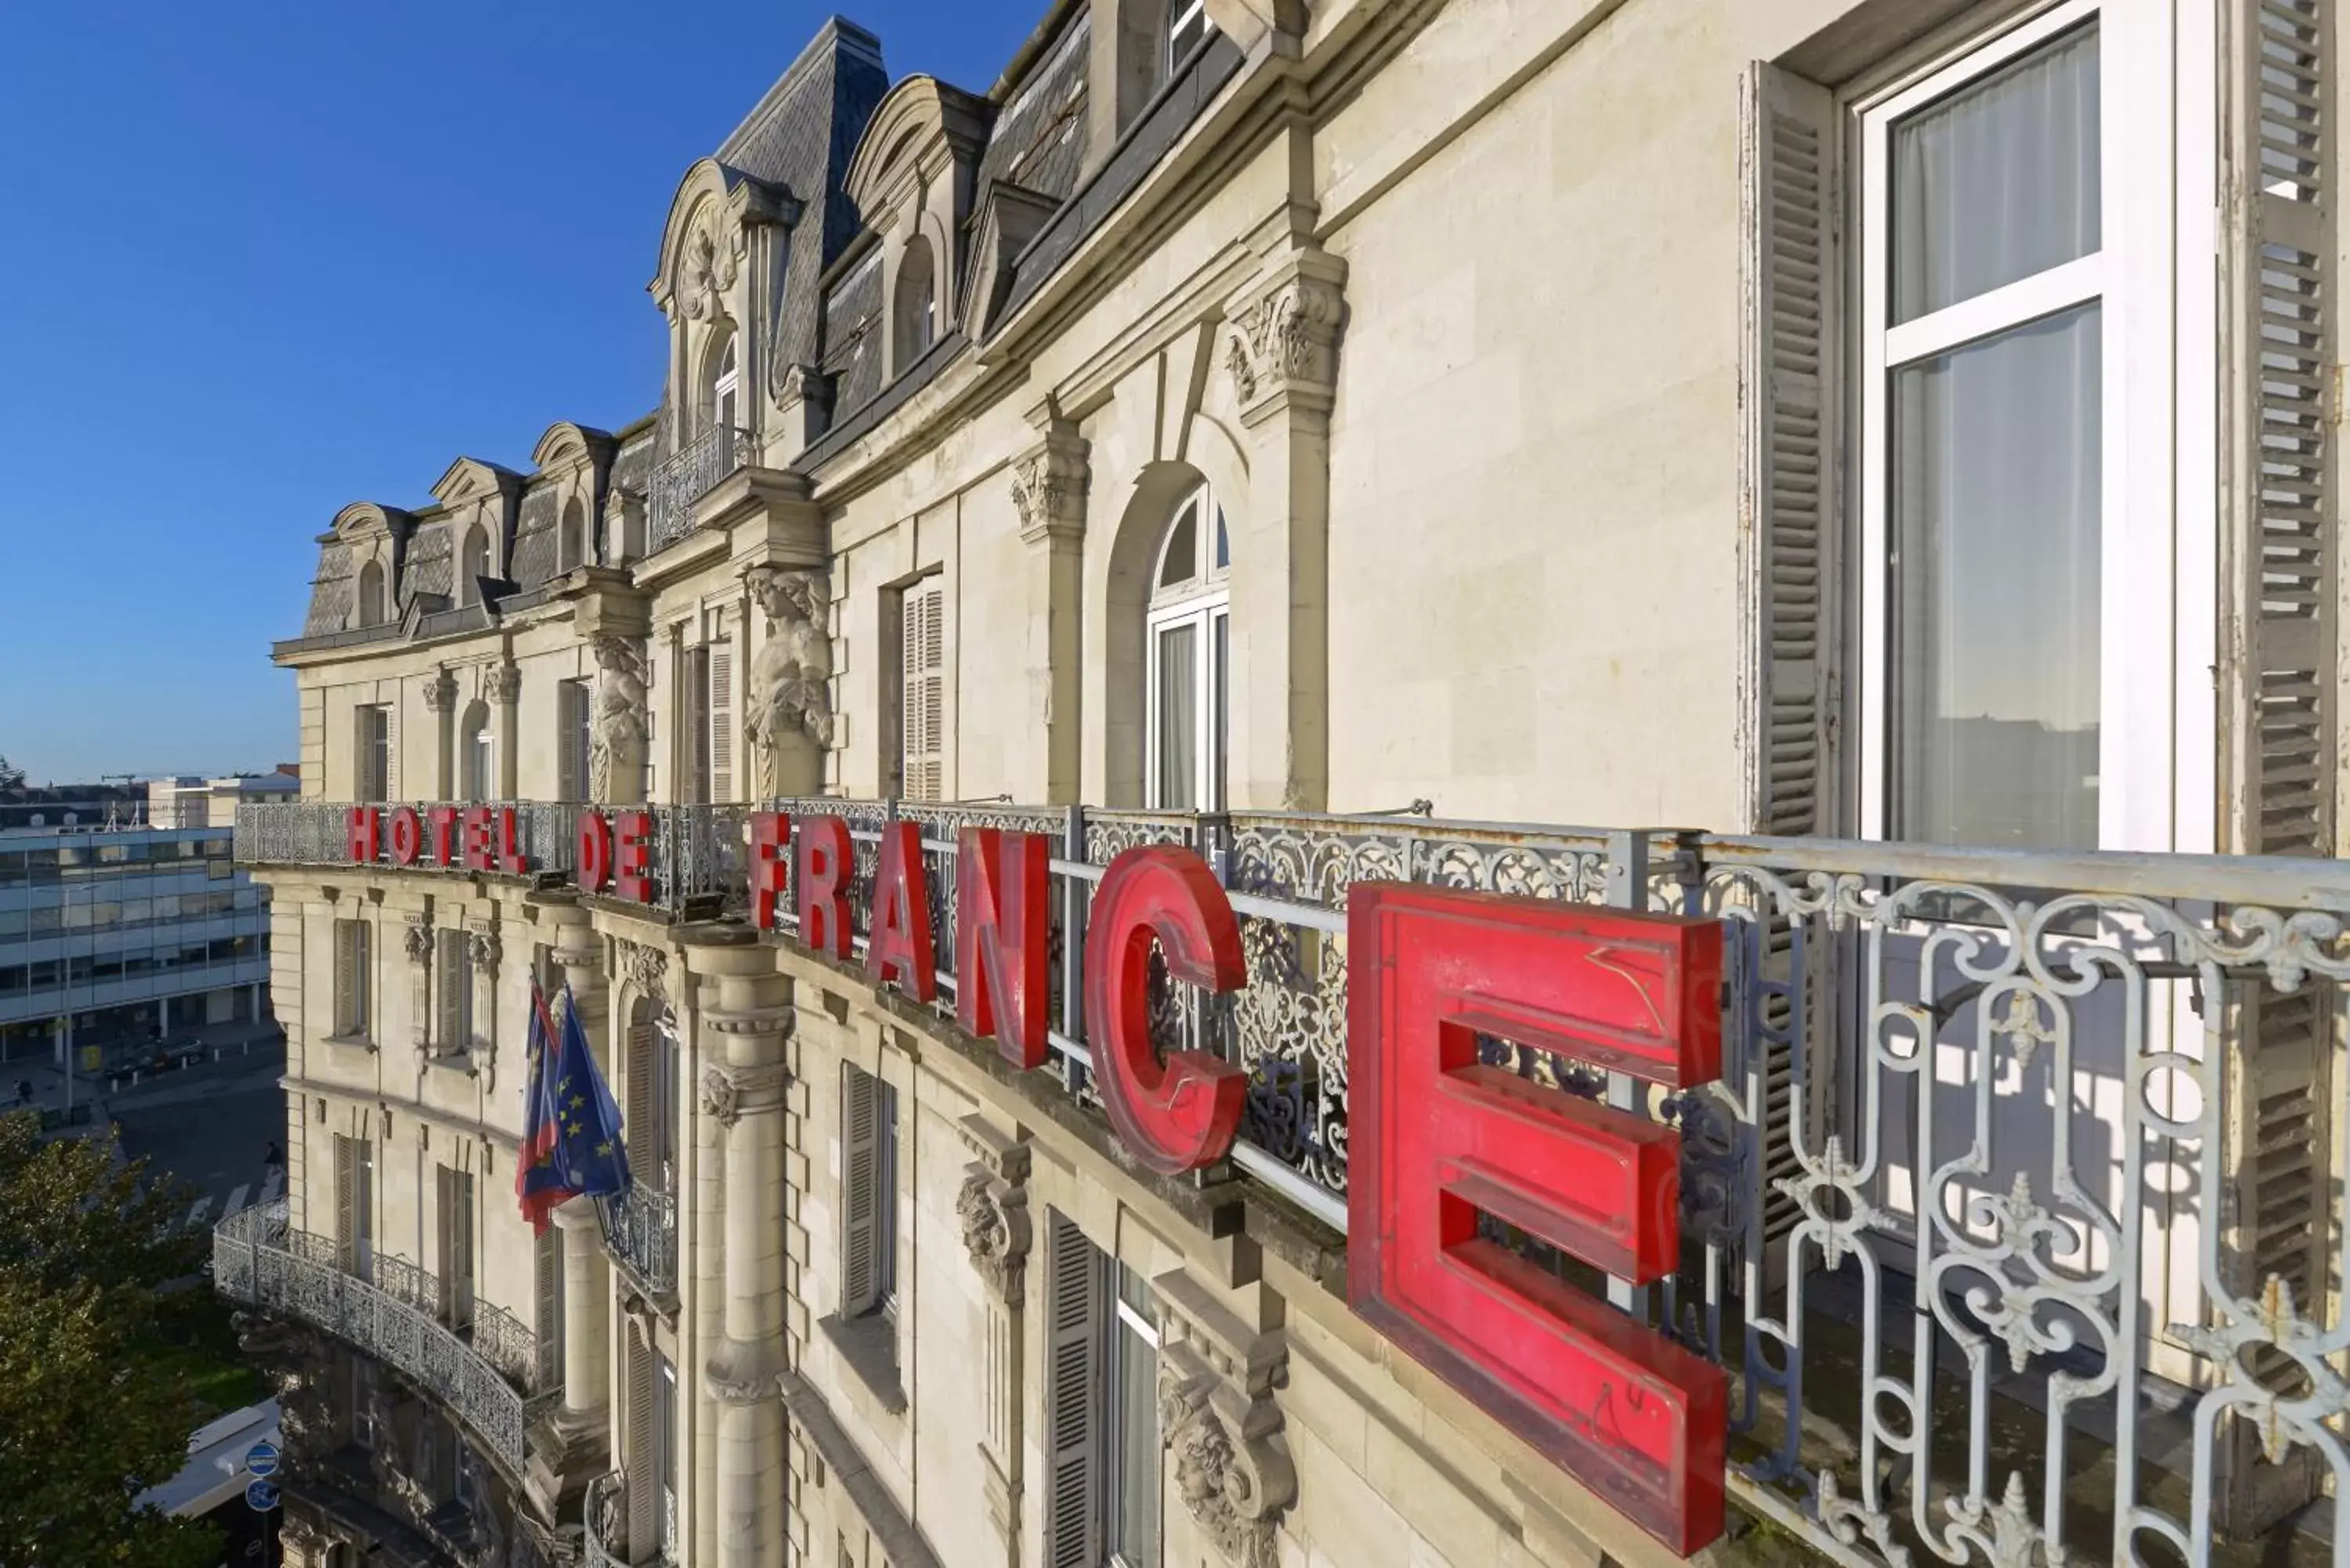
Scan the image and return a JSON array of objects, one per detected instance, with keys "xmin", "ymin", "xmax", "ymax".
[
  {"xmin": 423, "ymin": 667, "xmax": 457, "ymax": 714},
  {"xmin": 620, "ymin": 940, "xmax": 667, "ymax": 1006},
  {"xmin": 1153, "ymin": 1274, "xmax": 1297, "ymax": 1568},
  {"xmin": 468, "ymin": 928, "xmax": 501, "ymax": 1086},
  {"xmin": 1223, "ymin": 251, "xmax": 1347, "ymax": 429},
  {"xmin": 700, "ymin": 1058, "xmax": 787, "ymax": 1133},
  {"xmin": 953, "ymin": 1116, "xmax": 1033, "ymax": 1307},
  {"xmin": 772, "ymin": 363, "xmax": 837, "ymax": 452},
  {"xmin": 484, "ymin": 660, "xmax": 522, "ymax": 707},
  {"xmin": 403, "ymin": 915, "xmax": 434, "ymax": 1066},
  {"xmin": 1009, "ymin": 429, "xmax": 1090, "ymax": 548}
]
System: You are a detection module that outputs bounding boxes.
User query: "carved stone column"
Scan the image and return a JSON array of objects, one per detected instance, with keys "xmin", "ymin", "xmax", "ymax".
[
  {"xmin": 1221, "ymin": 237, "xmax": 1345, "ymax": 811},
  {"xmin": 402, "ymin": 913, "xmax": 433, "ymax": 1067},
  {"xmin": 276, "ymin": 1512, "xmax": 329, "ymax": 1568},
  {"xmin": 1153, "ymin": 1273, "xmax": 1298, "ymax": 1568},
  {"xmin": 1011, "ymin": 426, "xmax": 1089, "ymax": 803},
  {"xmin": 689, "ymin": 935, "xmax": 790, "ymax": 1568},
  {"xmin": 588, "ymin": 635, "xmax": 650, "ymax": 806},
  {"xmin": 423, "ymin": 667, "xmax": 458, "ymax": 798},
  {"xmin": 741, "ymin": 565, "xmax": 833, "ymax": 800},
  {"xmin": 485, "ymin": 660, "xmax": 522, "ymax": 800},
  {"xmin": 554, "ymin": 1196, "xmax": 613, "ymax": 1422},
  {"xmin": 956, "ymin": 1115, "xmax": 1032, "ymax": 1567}
]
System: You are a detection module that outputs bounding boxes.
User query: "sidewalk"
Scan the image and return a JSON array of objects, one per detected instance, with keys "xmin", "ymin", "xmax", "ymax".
[{"xmin": 4, "ymin": 1026, "xmax": 287, "ymax": 1122}]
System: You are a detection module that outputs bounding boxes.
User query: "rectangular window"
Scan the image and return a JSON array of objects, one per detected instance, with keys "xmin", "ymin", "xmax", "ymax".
[
  {"xmin": 654, "ymin": 1353, "xmax": 678, "ymax": 1557},
  {"xmin": 889, "ymin": 580, "xmax": 945, "ymax": 801},
  {"xmin": 839, "ymin": 1064, "xmax": 898, "ymax": 1318},
  {"xmin": 356, "ymin": 705, "xmax": 391, "ymax": 802},
  {"xmin": 335, "ymin": 1133, "xmax": 374, "ymax": 1282},
  {"xmin": 1042, "ymin": 1212, "xmax": 1163, "ymax": 1567},
  {"xmin": 352, "ymin": 1358, "xmax": 379, "ymax": 1451},
  {"xmin": 708, "ymin": 634, "xmax": 734, "ymax": 803},
  {"xmin": 1109, "ymin": 1263, "xmax": 1164, "ymax": 1566},
  {"xmin": 437, "ymin": 1165, "xmax": 475, "ymax": 1329},
  {"xmin": 558, "ymin": 679, "xmax": 593, "ymax": 803},
  {"xmin": 333, "ymin": 919, "xmax": 371, "ymax": 1039},
  {"xmin": 435, "ymin": 928, "xmax": 472, "ymax": 1053},
  {"xmin": 682, "ymin": 644, "xmax": 711, "ymax": 804}
]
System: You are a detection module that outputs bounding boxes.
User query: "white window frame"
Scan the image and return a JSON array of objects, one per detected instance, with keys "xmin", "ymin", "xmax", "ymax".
[
  {"xmin": 1850, "ymin": 0, "xmax": 2188, "ymax": 854},
  {"xmin": 1168, "ymin": 0, "xmax": 1212, "ymax": 72},
  {"xmin": 1107, "ymin": 1267, "xmax": 1163, "ymax": 1568},
  {"xmin": 713, "ymin": 338, "xmax": 739, "ymax": 439},
  {"xmin": 1144, "ymin": 483, "xmax": 1230, "ymax": 811},
  {"xmin": 463, "ymin": 703, "xmax": 495, "ymax": 801}
]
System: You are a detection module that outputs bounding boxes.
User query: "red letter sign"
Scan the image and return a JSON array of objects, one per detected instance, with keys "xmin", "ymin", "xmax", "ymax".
[
  {"xmin": 1347, "ymin": 882, "xmax": 1726, "ymax": 1555},
  {"xmin": 428, "ymin": 806, "xmax": 460, "ymax": 867},
  {"xmin": 497, "ymin": 807, "xmax": 530, "ymax": 874},
  {"xmin": 866, "ymin": 822, "xmax": 936, "ymax": 1001},
  {"xmin": 956, "ymin": 828, "xmax": 1050, "ymax": 1068},
  {"xmin": 613, "ymin": 811, "xmax": 653, "ymax": 904},
  {"xmin": 577, "ymin": 811, "xmax": 613, "ymax": 894},
  {"xmin": 347, "ymin": 807, "xmax": 381, "ymax": 864},
  {"xmin": 750, "ymin": 812, "xmax": 790, "ymax": 930},
  {"xmin": 796, "ymin": 815, "xmax": 853, "ymax": 958},
  {"xmin": 462, "ymin": 807, "xmax": 495, "ymax": 872},
  {"xmin": 1081, "ymin": 845, "xmax": 1247, "ymax": 1176},
  {"xmin": 388, "ymin": 807, "xmax": 424, "ymax": 867}
]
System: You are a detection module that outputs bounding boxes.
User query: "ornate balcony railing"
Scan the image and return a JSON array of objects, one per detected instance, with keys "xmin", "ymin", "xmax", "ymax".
[
  {"xmin": 234, "ymin": 800, "xmax": 577, "ymax": 878},
  {"xmin": 212, "ymin": 1201, "xmax": 554, "ymax": 1476},
  {"xmin": 600, "ymin": 1180, "xmax": 678, "ymax": 1299},
  {"xmin": 230, "ymin": 794, "xmax": 2350, "ymax": 1563},
  {"xmin": 584, "ymin": 1469, "xmax": 675, "ymax": 1567},
  {"xmin": 645, "ymin": 425, "xmax": 750, "ymax": 555}
]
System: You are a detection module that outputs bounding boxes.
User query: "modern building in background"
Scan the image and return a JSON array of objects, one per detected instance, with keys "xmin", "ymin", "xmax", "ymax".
[
  {"xmin": 216, "ymin": 1, "xmax": 2350, "ymax": 1567},
  {"xmin": 148, "ymin": 768, "xmax": 303, "ymax": 830}
]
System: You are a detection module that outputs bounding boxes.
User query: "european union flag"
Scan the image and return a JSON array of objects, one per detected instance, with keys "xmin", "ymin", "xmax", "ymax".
[{"xmin": 548, "ymin": 981, "xmax": 631, "ymax": 1200}]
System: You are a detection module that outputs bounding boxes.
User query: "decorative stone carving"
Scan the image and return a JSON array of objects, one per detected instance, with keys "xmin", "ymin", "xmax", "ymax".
[
  {"xmin": 1152, "ymin": 1284, "xmax": 1296, "ymax": 1568},
  {"xmin": 1224, "ymin": 273, "xmax": 1344, "ymax": 412},
  {"xmin": 620, "ymin": 941, "xmax": 667, "ymax": 1003},
  {"xmin": 423, "ymin": 667, "xmax": 458, "ymax": 714},
  {"xmin": 699, "ymin": 1066, "xmax": 738, "ymax": 1131},
  {"xmin": 404, "ymin": 917, "xmax": 432, "ymax": 965},
  {"xmin": 1009, "ymin": 433, "xmax": 1089, "ymax": 546},
  {"xmin": 588, "ymin": 635, "xmax": 649, "ymax": 804},
  {"xmin": 469, "ymin": 930, "xmax": 502, "ymax": 974},
  {"xmin": 484, "ymin": 661, "xmax": 522, "ymax": 706},
  {"xmin": 742, "ymin": 565, "xmax": 834, "ymax": 792},
  {"xmin": 684, "ymin": 226, "xmax": 737, "ymax": 323},
  {"xmin": 955, "ymin": 1165, "xmax": 1032, "ymax": 1307},
  {"xmin": 703, "ymin": 1359, "xmax": 772, "ymax": 1407}
]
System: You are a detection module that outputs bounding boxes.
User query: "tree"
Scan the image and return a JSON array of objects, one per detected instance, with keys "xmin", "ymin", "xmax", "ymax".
[
  {"xmin": 0, "ymin": 754, "xmax": 24, "ymax": 789},
  {"xmin": 0, "ymin": 1111, "xmax": 221, "ymax": 1567}
]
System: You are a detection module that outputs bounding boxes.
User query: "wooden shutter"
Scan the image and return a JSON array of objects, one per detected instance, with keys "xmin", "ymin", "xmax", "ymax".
[
  {"xmin": 435, "ymin": 929, "xmax": 465, "ymax": 1053},
  {"xmin": 1739, "ymin": 61, "xmax": 1840, "ymax": 1256},
  {"xmin": 709, "ymin": 638, "xmax": 734, "ymax": 803},
  {"xmin": 334, "ymin": 920, "xmax": 357, "ymax": 1037},
  {"xmin": 334, "ymin": 1134, "xmax": 358, "ymax": 1273},
  {"xmin": 557, "ymin": 681, "xmax": 581, "ymax": 803},
  {"xmin": 535, "ymin": 1227, "xmax": 562, "ymax": 1393},
  {"xmin": 682, "ymin": 645, "xmax": 711, "ymax": 804},
  {"xmin": 901, "ymin": 585, "xmax": 945, "ymax": 802},
  {"xmin": 624, "ymin": 1019, "xmax": 655, "ymax": 1180},
  {"xmin": 626, "ymin": 1324, "xmax": 656, "ymax": 1559},
  {"xmin": 840, "ymin": 1066, "xmax": 880, "ymax": 1314},
  {"xmin": 1043, "ymin": 1212, "xmax": 1104, "ymax": 1568},
  {"xmin": 383, "ymin": 699, "xmax": 401, "ymax": 802},
  {"xmin": 2216, "ymin": 0, "xmax": 2337, "ymax": 1531}
]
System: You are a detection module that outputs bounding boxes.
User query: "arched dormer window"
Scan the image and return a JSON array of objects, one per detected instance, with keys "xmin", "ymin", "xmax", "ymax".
[
  {"xmin": 1168, "ymin": 0, "xmax": 1213, "ymax": 73},
  {"xmin": 559, "ymin": 498, "xmax": 588, "ymax": 573},
  {"xmin": 894, "ymin": 236, "xmax": 937, "ymax": 374},
  {"xmin": 1144, "ymin": 482, "xmax": 1230, "ymax": 810},
  {"xmin": 356, "ymin": 560, "xmax": 388, "ymax": 628},
  {"xmin": 460, "ymin": 700, "xmax": 494, "ymax": 799},
  {"xmin": 458, "ymin": 525, "xmax": 488, "ymax": 607}
]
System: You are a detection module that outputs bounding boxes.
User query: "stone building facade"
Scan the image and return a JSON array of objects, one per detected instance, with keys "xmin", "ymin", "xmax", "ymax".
[{"xmin": 219, "ymin": 2, "xmax": 2350, "ymax": 1567}]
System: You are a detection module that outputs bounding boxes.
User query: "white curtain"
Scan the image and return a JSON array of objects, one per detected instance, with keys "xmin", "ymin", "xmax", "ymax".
[{"xmin": 1155, "ymin": 622, "xmax": 1198, "ymax": 808}]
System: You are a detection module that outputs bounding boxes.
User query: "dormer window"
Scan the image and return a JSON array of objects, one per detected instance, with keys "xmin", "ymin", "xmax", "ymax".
[
  {"xmin": 356, "ymin": 561, "xmax": 388, "ymax": 628},
  {"xmin": 1168, "ymin": 0, "xmax": 1213, "ymax": 73},
  {"xmin": 709, "ymin": 334, "xmax": 740, "ymax": 439},
  {"xmin": 894, "ymin": 236, "xmax": 937, "ymax": 374},
  {"xmin": 458, "ymin": 525, "xmax": 488, "ymax": 607},
  {"xmin": 559, "ymin": 498, "xmax": 588, "ymax": 573}
]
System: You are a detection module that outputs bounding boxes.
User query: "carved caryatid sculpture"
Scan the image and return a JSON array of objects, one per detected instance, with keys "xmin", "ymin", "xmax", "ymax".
[
  {"xmin": 742, "ymin": 565, "xmax": 834, "ymax": 796},
  {"xmin": 588, "ymin": 634, "xmax": 650, "ymax": 804}
]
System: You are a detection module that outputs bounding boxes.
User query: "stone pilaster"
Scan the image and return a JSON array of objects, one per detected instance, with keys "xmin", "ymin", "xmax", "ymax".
[
  {"xmin": 423, "ymin": 668, "xmax": 458, "ymax": 798},
  {"xmin": 485, "ymin": 660, "xmax": 522, "ymax": 800},
  {"xmin": 689, "ymin": 936, "xmax": 790, "ymax": 1568},
  {"xmin": 468, "ymin": 927, "xmax": 501, "ymax": 1087},
  {"xmin": 1153, "ymin": 1272, "xmax": 1298, "ymax": 1568},
  {"xmin": 1011, "ymin": 424, "xmax": 1089, "ymax": 803},
  {"xmin": 402, "ymin": 912, "xmax": 432, "ymax": 1067},
  {"xmin": 956, "ymin": 1114, "xmax": 1032, "ymax": 1567}
]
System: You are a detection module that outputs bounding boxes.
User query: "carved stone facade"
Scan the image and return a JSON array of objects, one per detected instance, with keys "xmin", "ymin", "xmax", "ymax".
[
  {"xmin": 742, "ymin": 564, "xmax": 834, "ymax": 796},
  {"xmin": 1154, "ymin": 1279, "xmax": 1296, "ymax": 1568},
  {"xmin": 588, "ymin": 635, "xmax": 650, "ymax": 804}
]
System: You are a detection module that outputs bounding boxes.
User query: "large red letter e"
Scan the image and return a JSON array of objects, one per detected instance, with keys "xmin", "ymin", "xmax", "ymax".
[
  {"xmin": 1081, "ymin": 845, "xmax": 1246, "ymax": 1176},
  {"xmin": 1347, "ymin": 882, "xmax": 1727, "ymax": 1556}
]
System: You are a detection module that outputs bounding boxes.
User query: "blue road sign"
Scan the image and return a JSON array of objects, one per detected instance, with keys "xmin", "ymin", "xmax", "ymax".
[
  {"xmin": 244, "ymin": 1479, "xmax": 280, "ymax": 1513},
  {"xmin": 244, "ymin": 1441, "xmax": 280, "ymax": 1478}
]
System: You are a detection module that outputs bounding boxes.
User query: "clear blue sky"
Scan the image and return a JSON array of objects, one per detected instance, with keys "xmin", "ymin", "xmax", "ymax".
[{"xmin": 0, "ymin": 1, "xmax": 1036, "ymax": 786}]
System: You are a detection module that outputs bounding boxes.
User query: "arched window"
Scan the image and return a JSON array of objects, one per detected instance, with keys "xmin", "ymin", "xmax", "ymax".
[
  {"xmin": 356, "ymin": 560, "xmax": 388, "ymax": 628},
  {"xmin": 559, "ymin": 498, "xmax": 588, "ymax": 573},
  {"xmin": 707, "ymin": 332, "xmax": 739, "ymax": 439},
  {"xmin": 1144, "ymin": 482, "xmax": 1229, "ymax": 810},
  {"xmin": 1167, "ymin": 0, "xmax": 1213, "ymax": 73},
  {"xmin": 893, "ymin": 236, "xmax": 937, "ymax": 373},
  {"xmin": 458, "ymin": 525, "xmax": 488, "ymax": 607},
  {"xmin": 460, "ymin": 701, "xmax": 494, "ymax": 800}
]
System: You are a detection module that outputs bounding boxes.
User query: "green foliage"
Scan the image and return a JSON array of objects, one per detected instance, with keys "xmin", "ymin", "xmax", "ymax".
[
  {"xmin": 0, "ymin": 755, "xmax": 23, "ymax": 789},
  {"xmin": 0, "ymin": 1111, "xmax": 226, "ymax": 1566}
]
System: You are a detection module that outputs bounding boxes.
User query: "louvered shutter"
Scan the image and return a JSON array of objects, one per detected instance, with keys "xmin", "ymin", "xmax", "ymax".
[
  {"xmin": 626, "ymin": 1324, "xmax": 656, "ymax": 1560},
  {"xmin": 334, "ymin": 1135, "xmax": 358, "ymax": 1272},
  {"xmin": 2216, "ymin": 0, "xmax": 2337, "ymax": 1532},
  {"xmin": 334, "ymin": 921, "xmax": 357, "ymax": 1036},
  {"xmin": 901, "ymin": 586, "xmax": 945, "ymax": 802},
  {"xmin": 841, "ymin": 1066, "xmax": 880, "ymax": 1314},
  {"xmin": 1739, "ymin": 61, "xmax": 1840, "ymax": 1259},
  {"xmin": 624, "ymin": 1019, "xmax": 655, "ymax": 1183},
  {"xmin": 709, "ymin": 638, "xmax": 734, "ymax": 803},
  {"xmin": 435, "ymin": 929, "xmax": 465, "ymax": 1053},
  {"xmin": 1043, "ymin": 1212, "xmax": 1104, "ymax": 1568},
  {"xmin": 384, "ymin": 698, "xmax": 401, "ymax": 802},
  {"xmin": 535, "ymin": 1227, "xmax": 562, "ymax": 1393},
  {"xmin": 557, "ymin": 681, "xmax": 581, "ymax": 803}
]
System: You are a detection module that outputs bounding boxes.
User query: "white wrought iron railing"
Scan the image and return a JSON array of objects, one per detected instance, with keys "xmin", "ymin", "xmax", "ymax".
[
  {"xmin": 645, "ymin": 425, "xmax": 750, "ymax": 555},
  {"xmin": 212, "ymin": 1201, "xmax": 554, "ymax": 1476},
  {"xmin": 235, "ymin": 798, "xmax": 2350, "ymax": 1565}
]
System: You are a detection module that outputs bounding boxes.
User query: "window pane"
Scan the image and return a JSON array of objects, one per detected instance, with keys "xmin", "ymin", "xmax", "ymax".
[
  {"xmin": 1159, "ymin": 504, "xmax": 1197, "ymax": 591},
  {"xmin": 1155, "ymin": 622, "xmax": 1198, "ymax": 809},
  {"xmin": 1112, "ymin": 1294, "xmax": 1162, "ymax": 1563},
  {"xmin": 1213, "ymin": 507, "xmax": 1227, "ymax": 572},
  {"xmin": 1211, "ymin": 612, "xmax": 1228, "ymax": 813},
  {"xmin": 1890, "ymin": 302, "xmax": 2101, "ymax": 849},
  {"xmin": 1893, "ymin": 23, "xmax": 2099, "ymax": 322}
]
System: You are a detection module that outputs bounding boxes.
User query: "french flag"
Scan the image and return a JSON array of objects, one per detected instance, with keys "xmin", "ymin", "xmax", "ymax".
[{"xmin": 515, "ymin": 976, "xmax": 575, "ymax": 1234}]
